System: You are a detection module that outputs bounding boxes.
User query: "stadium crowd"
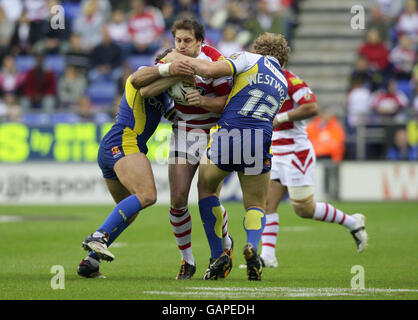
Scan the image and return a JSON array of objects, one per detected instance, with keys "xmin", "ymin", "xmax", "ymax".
[
  {"xmin": 0, "ymin": 0, "xmax": 416, "ymax": 161},
  {"xmin": 0, "ymin": 0, "xmax": 298, "ymax": 123},
  {"xmin": 346, "ymin": 0, "xmax": 418, "ymax": 160}
]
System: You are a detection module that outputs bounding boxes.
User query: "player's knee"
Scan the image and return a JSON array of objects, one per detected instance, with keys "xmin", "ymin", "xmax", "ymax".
[
  {"xmin": 137, "ymin": 190, "xmax": 157, "ymax": 208},
  {"xmin": 170, "ymin": 188, "xmax": 189, "ymax": 208},
  {"xmin": 292, "ymin": 202, "xmax": 314, "ymax": 218},
  {"xmin": 288, "ymin": 186, "xmax": 315, "ymax": 218}
]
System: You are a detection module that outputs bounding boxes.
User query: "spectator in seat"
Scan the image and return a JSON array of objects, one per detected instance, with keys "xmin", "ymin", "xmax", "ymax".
[
  {"xmin": 0, "ymin": 6, "xmax": 15, "ymax": 61},
  {"xmin": 61, "ymin": 33, "xmax": 90, "ymax": 72},
  {"xmin": 1, "ymin": 93, "xmax": 22, "ymax": 122},
  {"xmin": 346, "ymin": 77, "xmax": 373, "ymax": 129},
  {"xmin": 396, "ymin": 0, "xmax": 418, "ymax": 43},
  {"xmin": 128, "ymin": 0, "xmax": 165, "ymax": 55},
  {"xmin": 357, "ymin": 28, "xmax": 390, "ymax": 72},
  {"xmin": 371, "ymin": 78, "xmax": 410, "ymax": 123},
  {"xmin": 367, "ymin": 3, "xmax": 392, "ymax": 42},
  {"xmin": 88, "ymin": 25, "xmax": 124, "ymax": 82},
  {"xmin": 390, "ymin": 34, "xmax": 416, "ymax": 80},
  {"xmin": 9, "ymin": 12, "xmax": 33, "ymax": 55},
  {"xmin": 217, "ymin": 25, "xmax": 243, "ymax": 58},
  {"xmin": 349, "ymin": 55, "xmax": 378, "ymax": 91},
  {"xmin": 72, "ymin": 0, "xmax": 106, "ymax": 51},
  {"xmin": 386, "ymin": 128, "xmax": 418, "ymax": 160},
  {"xmin": 306, "ymin": 108, "xmax": 346, "ymax": 164},
  {"xmin": 0, "ymin": 55, "xmax": 25, "ymax": 97},
  {"xmin": 106, "ymin": 9, "xmax": 131, "ymax": 54},
  {"xmin": 245, "ymin": 0, "xmax": 286, "ymax": 45},
  {"xmin": 21, "ymin": 53, "xmax": 56, "ymax": 113},
  {"xmin": 76, "ymin": 94, "xmax": 94, "ymax": 122},
  {"xmin": 58, "ymin": 64, "xmax": 87, "ymax": 110}
]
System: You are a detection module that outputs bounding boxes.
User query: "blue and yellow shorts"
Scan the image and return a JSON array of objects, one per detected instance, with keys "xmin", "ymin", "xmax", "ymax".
[
  {"xmin": 97, "ymin": 124, "xmax": 147, "ymax": 180},
  {"xmin": 206, "ymin": 124, "xmax": 272, "ymax": 175}
]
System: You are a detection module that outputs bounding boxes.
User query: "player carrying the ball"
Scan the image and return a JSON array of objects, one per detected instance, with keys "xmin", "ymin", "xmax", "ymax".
[{"xmin": 163, "ymin": 32, "xmax": 289, "ymax": 281}]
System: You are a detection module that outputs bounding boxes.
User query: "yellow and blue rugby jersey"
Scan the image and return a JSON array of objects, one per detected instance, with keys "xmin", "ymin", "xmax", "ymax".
[
  {"xmin": 115, "ymin": 75, "xmax": 174, "ymax": 145},
  {"xmin": 222, "ymin": 51, "xmax": 288, "ymax": 133}
]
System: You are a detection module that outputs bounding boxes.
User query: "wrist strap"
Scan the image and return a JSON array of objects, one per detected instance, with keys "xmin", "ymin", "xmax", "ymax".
[
  {"xmin": 158, "ymin": 63, "xmax": 171, "ymax": 76},
  {"xmin": 276, "ymin": 112, "xmax": 290, "ymax": 124}
]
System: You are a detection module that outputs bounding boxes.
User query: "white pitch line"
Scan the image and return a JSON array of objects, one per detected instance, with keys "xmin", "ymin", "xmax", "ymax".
[
  {"xmin": 143, "ymin": 290, "xmax": 355, "ymax": 298},
  {"xmin": 143, "ymin": 286, "xmax": 418, "ymax": 298},
  {"xmin": 187, "ymin": 287, "xmax": 418, "ymax": 293},
  {"xmin": 0, "ymin": 216, "xmax": 23, "ymax": 223}
]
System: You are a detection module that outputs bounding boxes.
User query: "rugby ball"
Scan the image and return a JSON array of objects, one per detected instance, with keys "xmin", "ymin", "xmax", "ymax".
[{"xmin": 167, "ymin": 81, "xmax": 193, "ymax": 105}]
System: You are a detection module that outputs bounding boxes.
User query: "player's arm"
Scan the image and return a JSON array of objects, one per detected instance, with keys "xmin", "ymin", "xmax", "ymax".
[
  {"xmin": 185, "ymin": 89, "xmax": 228, "ymax": 113},
  {"xmin": 273, "ymin": 102, "xmax": 319, "ymax": 129},
  {"xmin": 164, "ymin": 51, "xmax": 233, "ymax": 79},
  {"xmin": 130, "ymin": 61, "xmax": 194, "ymax": 89},
  {"xmin": 139, "ymin": 75, "xmax": 194, "ymax": 98}
]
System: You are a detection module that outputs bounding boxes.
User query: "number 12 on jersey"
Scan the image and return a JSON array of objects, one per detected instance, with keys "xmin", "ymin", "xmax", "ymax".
[{"xmin": 238, "ymin": 88, "xmax": 282, "ymax": 122}]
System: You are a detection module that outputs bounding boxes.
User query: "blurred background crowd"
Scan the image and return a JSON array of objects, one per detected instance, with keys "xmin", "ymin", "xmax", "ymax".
[{"xmin": 0, "ymin": 0, "xmax": 416, "ymax": 161}]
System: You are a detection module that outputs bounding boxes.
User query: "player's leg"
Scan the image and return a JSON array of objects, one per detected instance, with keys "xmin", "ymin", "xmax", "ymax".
[
  {"xmin": 82, "ymin": 153, "xmax": 157, "ymax": 261},
  {"xmin": 238, "ymin": 171, "xmax": 270, "ymax": 281},
  {"xmin": 288, "ymin": 186, "xmax": 368, "ymax": 252},
  {"xmin": 198, "ymin": 153, "xmax": 232, "ymax": 279},
  {"xmin": 168, "ymin": 161, "xmax": 199, "ymax": 279},
  {"xmin": 78, "ymin": 179, "xmax": 132, "ymax": 278},
  {"xmin": 260, "ymin": 179, "xmax": 287, "ymax": 268}
]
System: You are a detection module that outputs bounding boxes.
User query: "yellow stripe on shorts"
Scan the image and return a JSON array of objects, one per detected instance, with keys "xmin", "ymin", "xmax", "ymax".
[{"xmin": 122, "ymin": 127, "xmax": 140, "ymax": 155}]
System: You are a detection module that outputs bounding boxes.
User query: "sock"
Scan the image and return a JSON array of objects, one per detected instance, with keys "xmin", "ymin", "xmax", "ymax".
[
  {"xmin": 198, "ymin": 196, "xmax": 224, "ymax": 259},
  {"xmin": 98, "ymin": 194, "xmax": 142, "ymax": 234},
  {"xmin": 243, "ymin": 207, "xmax": 266, "ymax": 252},
  {"xmin": 169, "ymin": 206, "xmax": 194, "ymax": 265},
  {"xmin": 220, "ymin": 205, "xmax": 232, "ymax": 250},
  {"xmin": 261, "ymin": 212, "xmax": 279, "ymax": 259},
  {"xmin": 313, "ymin": 202, "xmax": 357, "ymax": 230}
]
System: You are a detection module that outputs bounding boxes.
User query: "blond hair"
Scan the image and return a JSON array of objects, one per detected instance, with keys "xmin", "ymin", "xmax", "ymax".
[{"xmin": 253, "ymin": 32, "xmax": 290, "ymax": 67}]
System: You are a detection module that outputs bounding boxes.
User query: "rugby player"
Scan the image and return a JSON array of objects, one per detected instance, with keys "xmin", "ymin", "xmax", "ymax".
[
  {"xmin": 259, "ymin": 70, "xmax": 368, "ymax": 268},
  {"xmin": 141, "ymin": 18, "xmax": 234, "ymax": 280},
  {"xmin": 164, "ymin": 32, "xmax": 290, "ymax": 281},
  {"xmin": 77, "ymin": 49, "xmax": 195, "ymax": 278}
]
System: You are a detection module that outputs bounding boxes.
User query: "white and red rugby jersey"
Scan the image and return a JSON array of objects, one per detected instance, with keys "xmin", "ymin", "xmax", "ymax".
[
  {"xmin": 173, "ymin": 44, "xmax": 232, "ymax": 133},
  {"xmin": 272, "ymin": 69, "xmax": 317, "ymax": 154}
]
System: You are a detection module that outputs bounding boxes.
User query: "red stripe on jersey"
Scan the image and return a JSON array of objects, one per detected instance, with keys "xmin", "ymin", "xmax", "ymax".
[
  {"xmin": 173, "ymin": 125, "xmax": 210, "ymax": 133},
  {"xmin": 175, "ymin": 104, "xmax": 211, "ymax": 114},
  {"xmin": 262, "ymin": 232, "xmax": 277, "ymax": 236},
  {"xmin": 170, "ymin": 215, "xmax": 191, "ymax": 227},
  {"xmin": 177, "ymin": 117, "xmax": 220, "ymax": 125},
  {"xmin": 213, "ymin": 82, "xmax": 231, "ymax": 96},
  {"xmin": 272, "ymin": 138, "xmax": 295, "ymax": 146},
  {"xmin": 201, "ymin": 44, "xmax": 224, "ymax": 61}
]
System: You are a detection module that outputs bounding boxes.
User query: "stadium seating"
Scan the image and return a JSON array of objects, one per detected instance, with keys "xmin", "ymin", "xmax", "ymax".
[
  {"xmin": 44, "ymin": 55, "xmax": 67, "ymax": 75},
  {"xmin": 86, "ymin": 80, "xmax": 117, "ymax": 105},
  {"xmin": 127, "ymin": 55, "xmax": 153, "ymax": 69}
]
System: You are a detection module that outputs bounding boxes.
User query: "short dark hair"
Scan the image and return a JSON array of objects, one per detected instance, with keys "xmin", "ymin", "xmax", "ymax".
[
  {"xmin": 171, "ymin": 18, "xmax": 205, "ymax": 43},
  {"xmin": 154, "ymin": 48, "xmax": 173, "ymax": 64}
]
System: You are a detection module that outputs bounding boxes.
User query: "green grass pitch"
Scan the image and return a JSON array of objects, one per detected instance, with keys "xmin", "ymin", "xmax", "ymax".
[{"xmin": 0, "ymin": 202, "xmax": 417, "ymax": 300}]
